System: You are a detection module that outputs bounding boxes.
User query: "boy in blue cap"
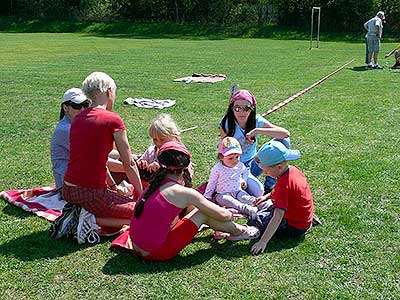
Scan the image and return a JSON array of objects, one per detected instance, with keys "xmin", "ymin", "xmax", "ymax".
[{"xmin": 249, "ymin": 140, "xmax": 314, "ymax": 255}]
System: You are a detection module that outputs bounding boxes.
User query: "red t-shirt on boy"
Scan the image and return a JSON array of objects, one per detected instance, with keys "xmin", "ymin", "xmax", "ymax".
[
  {"xmin": 64, "ymin": 107, "xmax": 126, "ymax": 188},
  {"xmin": 271, "ymin": 166, "xmax": 314, "ymax": 230}
]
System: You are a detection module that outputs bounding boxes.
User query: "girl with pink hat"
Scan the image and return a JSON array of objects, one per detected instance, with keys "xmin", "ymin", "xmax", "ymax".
[{"xmin": 220, "ymin": 89, "xmax": 290, "ymax": 195}]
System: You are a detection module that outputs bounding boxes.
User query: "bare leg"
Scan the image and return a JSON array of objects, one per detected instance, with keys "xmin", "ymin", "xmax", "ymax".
[
  {"xmin": 186, "ymin": 209, "xmax": 244, "ymax": 236},
  {"xmin": 96, "ymin": 217, "xmax": 130, "ymax": 228},
  {"xmin": 109, "ymin": 149, "xmax": 120, "ymax": 159},
  {"xmin": 107, "ymin": 157, "xmax": 125, "ymax": 173}
]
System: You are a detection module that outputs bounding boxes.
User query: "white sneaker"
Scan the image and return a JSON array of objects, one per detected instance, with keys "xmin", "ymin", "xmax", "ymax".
[{"xmin": 76, "ymin": 209, "xmax": 100, "ymax": 244}]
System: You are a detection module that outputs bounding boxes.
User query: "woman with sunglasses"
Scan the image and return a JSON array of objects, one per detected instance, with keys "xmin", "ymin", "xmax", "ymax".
[
  {"xmin": 50, "ymin": 88, "xmax": 91, "ymax": 192},
  {"xmin": 219, "ymin": 89, "xmax": 290, "ymax": 195}
]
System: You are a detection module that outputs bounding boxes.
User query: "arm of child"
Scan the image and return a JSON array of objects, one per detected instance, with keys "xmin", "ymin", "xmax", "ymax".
[
  {"xmin": 251, "ymin": 207, "xmax": 284, "ymax": 255},
  {"xmin": 113, "ymin": 129, "xmax": 143, "ymax": 196},
  {"xmin": 140, "ymin": 145, "xmax": 155, "ymax": 163},
  {"xmin": 203, "ymin": 166, "xmax": 219, "ymax": 200},
  {"xmin": 241, "ymin": 164, "xmax": 249, "ymax": 190}
]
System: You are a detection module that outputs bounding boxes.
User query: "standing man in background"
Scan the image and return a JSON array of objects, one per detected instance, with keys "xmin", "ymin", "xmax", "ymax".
[{"xmin": 364, "ymin": 11, "xmax": 385, "ymax": 69}]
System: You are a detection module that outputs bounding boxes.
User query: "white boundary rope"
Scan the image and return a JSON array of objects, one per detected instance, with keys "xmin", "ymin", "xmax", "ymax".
[
  {"xmin": 262, "ymin": 59, "xmax": 354, "ymax": 116},
  {"xmin": 181, "ymin": 126, "xmax": 198, "ymax": 133}
]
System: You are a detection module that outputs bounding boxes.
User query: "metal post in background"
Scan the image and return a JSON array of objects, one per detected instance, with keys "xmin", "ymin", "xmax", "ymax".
[
  {"xmin": 317, "ymin": 7, "xmax": 321, "ymax": 48},
  {"xmin": 310, "ymin": 7, "xmax": 321, "ymax": 49}
]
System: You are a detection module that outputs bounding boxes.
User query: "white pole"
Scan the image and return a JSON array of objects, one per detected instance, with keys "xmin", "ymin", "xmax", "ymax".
[
  {"xmin": 317, "ymin": 7, "xmax": 321, "ymax": 48},
  {"xmin": 310, "ymin": 8, "xmax": 314, "ymax": 50},
  {"xmin": 310, "ymin": 7, "xmax": 321, "ymax": 49}
]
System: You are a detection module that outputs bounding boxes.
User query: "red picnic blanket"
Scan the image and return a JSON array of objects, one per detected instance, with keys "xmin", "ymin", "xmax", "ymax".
[{"xmin": 0, "ymin": 186, "xmax": 124, "ymax": 236}]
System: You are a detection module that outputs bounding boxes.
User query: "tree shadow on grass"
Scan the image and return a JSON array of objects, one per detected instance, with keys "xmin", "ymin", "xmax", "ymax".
[
  {"xmin": 0, "ymin": 229, "xmax": 109, "ymax": 261},
  {"xmin": 102, "ymin": 232, "xmax": 304, "ymax": 275}
]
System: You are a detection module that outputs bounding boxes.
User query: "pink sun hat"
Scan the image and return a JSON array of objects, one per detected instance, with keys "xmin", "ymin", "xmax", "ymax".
[
  {"xmin": 230, "ymin": 89, "xmax": 257, "ymax": 106},
  {"xmin": 159, "ymin": 141, "xmax": 191, "ymax": 158}
]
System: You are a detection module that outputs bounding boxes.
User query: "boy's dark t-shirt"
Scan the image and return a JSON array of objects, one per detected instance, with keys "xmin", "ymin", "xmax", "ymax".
[{"xmin": 272, "ymin": 166, "xmax": 314, "ymax": 230}]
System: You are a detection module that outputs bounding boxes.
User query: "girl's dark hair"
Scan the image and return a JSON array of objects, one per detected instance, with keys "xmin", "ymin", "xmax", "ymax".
[
  {"xmin": 220, "ymin": 102, "xmax": 256, "ymax": 136},
  {"xmin": 133, "ymin": 149, "xmax": 191, "ymax": 218},
  {"xmin": 59, "ymin": 102, "xmax": 67, "ymax": 120}
]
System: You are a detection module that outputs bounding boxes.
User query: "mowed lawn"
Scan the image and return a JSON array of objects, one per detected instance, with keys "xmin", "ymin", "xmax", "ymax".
[{"xmin": 0, "ymin": 31, "xmax": 399, "ymax": 300}]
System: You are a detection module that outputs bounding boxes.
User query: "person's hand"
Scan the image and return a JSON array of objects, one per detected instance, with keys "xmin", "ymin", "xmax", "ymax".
[
  {"xmin": 148, "ymin": 161, "xmax": 160, "ymax": 173},
  {"xmin": 115, "ymin": 181, "xmax": 134, "ymax": 197},
  {"xmin": 116, "ymin": 185, "xmax": 128, "ymax": 196},
  {"xmin": 253, "ymin": 193, "xmax": 270, "ymax": 206},
  {"xmin": 136, "ymin": 159, "xmax": 148, "ymax": 169},
  {"xmin": 245, "ymin": 130, "xmax": 256, "ymax": 143},
  {"xmin": 241, "ymin": 180, "xmax": 247, "ymax": 190},
  {"xmin": 251, "ymin": 240, "xmax": 267, "ymax": 255}
]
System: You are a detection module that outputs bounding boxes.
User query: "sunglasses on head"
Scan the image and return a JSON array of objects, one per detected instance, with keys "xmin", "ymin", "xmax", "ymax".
[
  {"xmin": 232, "ymin": 104, "xmax": 254, "ymax": 112},
  {"xmin": 66, "ymin": 100, "xmax": 90, "ymax": 110}
]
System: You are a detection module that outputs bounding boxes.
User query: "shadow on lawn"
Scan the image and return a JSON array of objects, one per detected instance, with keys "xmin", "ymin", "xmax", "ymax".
[
  {"xmin": 350, "ymin": 66, "xmax": 372, "ymax": 72},
  {"xmin": 2, "ymin": 204, "xmax": 32, "ymax": 219},
  {"xmin": 0, "ymin": 229, "xmax": 108, "ymax": 261},
  {"xmin": 102, "ymin": 233, "xmax": 303, "ymax": 275}
]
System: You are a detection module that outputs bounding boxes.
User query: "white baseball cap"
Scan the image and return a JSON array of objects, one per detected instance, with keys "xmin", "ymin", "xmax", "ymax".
[
  {"xmin": 377, "ymin": 11, "xmax": 385, "ymax": 20},
  {"xmin": 62, "ymin": 88, "xmax": 88, "ymax": 104}
]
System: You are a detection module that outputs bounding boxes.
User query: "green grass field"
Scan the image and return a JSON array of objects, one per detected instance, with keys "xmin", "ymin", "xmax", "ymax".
[{"xmin": 0, "ymin": 26, "xmax": 399, "ymax": 300}]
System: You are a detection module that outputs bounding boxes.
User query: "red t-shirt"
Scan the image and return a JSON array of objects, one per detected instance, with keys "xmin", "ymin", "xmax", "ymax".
[
  {"xmin": 64, "ymin": 107, "xmax": 126, "ymax": 188},
  {"xmin": 271, "ymin": 166, "xmax": 314, "ymax": 230}
]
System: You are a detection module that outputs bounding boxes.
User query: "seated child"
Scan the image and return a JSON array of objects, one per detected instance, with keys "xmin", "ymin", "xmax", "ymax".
[
  {"xmin": 249, "ymin": 140, "xmax": 314, "ymax": 255},
  {"xmin": 136, "ymin": 114, "xmax": 182, "ymax": 182},
  {"xmin": 203, "ymin": 137, "xmax": 264, "ymax": 215}
]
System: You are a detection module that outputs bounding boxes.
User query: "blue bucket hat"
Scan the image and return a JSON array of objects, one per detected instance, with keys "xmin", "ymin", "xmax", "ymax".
[{"xmin": 256, "ymin": 140, "xmax": 301, "ymax": 167}]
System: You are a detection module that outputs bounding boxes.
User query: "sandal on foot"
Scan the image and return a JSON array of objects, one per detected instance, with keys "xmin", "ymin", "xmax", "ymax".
[
  {"xmin": 227, "ymin": 225, "xmax": 260, "ymax": 241},
  {"xmin": 213, "ymin": 231, "xmax": 230, "ymax": 240}
]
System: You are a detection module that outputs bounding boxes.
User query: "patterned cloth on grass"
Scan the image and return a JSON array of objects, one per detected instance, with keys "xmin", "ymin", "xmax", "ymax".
[
  {"xmin": 124, "ymin": 98, "xmax": 176, "ymax": 109},
  {"xmin": 0, "ymin": 186, "xmax": 124, "ymax": 237},
  {"xmin": 174, "ymin": 73, "xmax": 227, "ymax": 83}
]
